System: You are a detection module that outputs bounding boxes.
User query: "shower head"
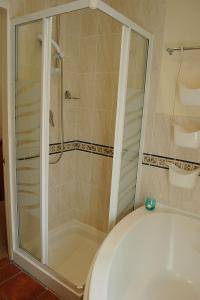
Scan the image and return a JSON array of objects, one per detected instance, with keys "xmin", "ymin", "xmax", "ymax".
[{"xmin": 38, "ymin": 34, "xmax": 64, "ymax": 59}]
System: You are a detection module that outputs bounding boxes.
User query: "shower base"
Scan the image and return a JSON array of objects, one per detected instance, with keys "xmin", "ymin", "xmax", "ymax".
[{"xmin": 48, "ymin": 220, "xmax": 105, "ymax": 289}]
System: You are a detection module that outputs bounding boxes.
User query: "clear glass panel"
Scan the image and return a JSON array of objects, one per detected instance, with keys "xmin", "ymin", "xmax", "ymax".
[
  {"xmin": 47, "ymin": 9, "xmax": 122, "ymax": 291},
  {"xmin": 117, "ymin": 31, "xmax": 148, "ymax": 221},
  {"xmin": 15, "ymin": 20, "xmax": 42, "ymax": 260}
]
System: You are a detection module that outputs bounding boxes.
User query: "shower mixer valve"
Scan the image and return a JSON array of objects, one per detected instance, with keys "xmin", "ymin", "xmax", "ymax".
[
  {"xmin": 49, "ymin": 110, "xmax": 55, "ymax": 127},
  {"xmin": 65, "ymin": 90, "xmax": 80, "ymax": 100}
]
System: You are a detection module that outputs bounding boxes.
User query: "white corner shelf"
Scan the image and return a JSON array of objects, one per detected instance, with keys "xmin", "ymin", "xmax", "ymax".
[
  {"xmin": 179, "ymin": 83, "xmax": 200, "ymax": 106},
  {"xmin": 169, "ymin": 163, "xmax": 199, "ymax": 189},
  {"xmin": 174, "ymin": 125, "xmax": 200, "ymax": 149}
]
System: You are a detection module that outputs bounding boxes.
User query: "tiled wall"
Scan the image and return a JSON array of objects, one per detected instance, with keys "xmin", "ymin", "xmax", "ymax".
[
  {"xmin": 137, "ymin": 0, "xmax": 200, "ymax": 216},
  {"xmin": 48, "ymin": 141, "xmax": 114, "ymax": 232}
]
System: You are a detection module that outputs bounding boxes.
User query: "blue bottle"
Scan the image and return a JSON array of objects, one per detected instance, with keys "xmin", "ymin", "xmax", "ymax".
[{"xmin": 145, "ymin": 198, "xmax": 156, "ymax": 210}]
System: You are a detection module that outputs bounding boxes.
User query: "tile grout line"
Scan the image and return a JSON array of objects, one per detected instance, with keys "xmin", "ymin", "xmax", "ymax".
[
  {"xmin": 14, "ymin": 262, "xmax": 57, "ymax": 299},
  {"xmin": 34, "ymin": 289, "xmax": 48, "ymax": 299},
  {"xmin": 0, "ymin": 259, "xmax": 59, "ymax": 299},
  {"xmin": 0, "ymin": 260, "xmax": 10, "ymax": 270},
  {"xmin": 0, "ymin": 269, "xmax": 22, "ymax": 287}
]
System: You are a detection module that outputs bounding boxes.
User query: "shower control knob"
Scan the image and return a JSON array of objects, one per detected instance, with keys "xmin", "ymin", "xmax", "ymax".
[{"xmin": 65, "ymin": 90, "xmax": 80, "ymax": 100}]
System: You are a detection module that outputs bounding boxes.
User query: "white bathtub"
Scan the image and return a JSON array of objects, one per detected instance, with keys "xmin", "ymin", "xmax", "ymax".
[{"xmin": 85, "ymin": 205, "xmax": 200, "ymax": 300}]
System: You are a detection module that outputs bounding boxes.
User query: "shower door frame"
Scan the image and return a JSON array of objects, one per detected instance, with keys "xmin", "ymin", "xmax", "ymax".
[
  {"xmin": 10, "ymin": 16, "xmax": 52, "ymax": 264},
  {"xmin": 8, "ymin": 0, "xmax": 153, "ymax": 297},
  {"xmin": 108, "ymin": 23, "xmax": 154, "ymax": 228}
]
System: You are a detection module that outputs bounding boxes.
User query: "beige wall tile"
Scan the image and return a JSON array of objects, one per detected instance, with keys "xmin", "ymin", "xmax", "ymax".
[
  {"xmin": 96, "ymin": 34, "xmax": 121, "ymax": 73},
  {"xmin": 49, "ymin": 158, "xmax": 61, "ymax": 188},
  {"xmin": 60, "ymin": 152, "xmax": 76, "ymax": 182},
  {"xmin": 149, "ymin": 114, "xmax": 172, "ymax": 157},
  {"xmin": 90, "ymin": 155, "xmax": 112, "ymax": 190},
  {"xmin": 10, "ymin": 0, "xmax": 25, "ymax": 17},
  {"xmin": 88, "ymin": 186, "xmax": 109, "ymax": 232},
  {"xmin": 62, "ymin": 36, "xmax": 80, "ymax": 73},
  {"xmin": 23, "ymin": 0, "xmax": 46, "ymax": 14},
  {"xmin": 79, "ymin": 73, "xmax": 95, "ymax": 109},
  {"xmin": 75, "ymin": 151, "xmax": 92, "ymax": 183},
  {"xmin": 91, "ymin": 109, "xmax": 112, "ymax": 145},
  {"xmin": 60, "ymin": 10, "xmax": 81, "ymax": 37},
  {"xmin": 63, "ymin": 106, "xmax": 77, "ymax": 141},
  {"xmin": 80, "ymin": 36, "xmax": 97, "ymax": 73},
  {"xmin": 72, "ymin": 179, "xmax": 90, "ymax": 212},
  {"xmin": 76, "ymin": 108, "xmax": 93, "ymax": 142},
  {"xmin": 81, "ymin": 9, "xmax": 99, "ymax": 37},
  {"xmin": 98, "ymin": 11, "xmax": 121, "ymax": 35},
  {"xmin": 59, "ymin": 181, "xmax": 74, "ymax": 212},
  {"xmin": 93, "ymin": 73, "xmax": 116, "ymax": 110}
]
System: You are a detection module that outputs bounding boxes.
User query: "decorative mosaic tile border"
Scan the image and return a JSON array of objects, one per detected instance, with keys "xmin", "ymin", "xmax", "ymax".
[
  {"xmin": 142, "ymin": 153, "xmax": 200, "ymax": 171},
  {"xmin": 49, "ymin": 140, "xmax": 114, "ymax": 157},
  {"xmin": 76, "ymin": 141, "xmax": 114, "ymax": 157},
  {"xmin": 18, "ymin": 141, "xmax": 113, "ymax": 161},
  {"xmin": 49, "ymin": 141, "xmax": 76, "ymax": 155}
]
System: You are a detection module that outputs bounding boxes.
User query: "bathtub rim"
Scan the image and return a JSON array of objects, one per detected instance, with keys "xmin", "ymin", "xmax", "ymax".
[{"xmin": 88, "ymin": 203, "xmax": 200, "ymax": 300}]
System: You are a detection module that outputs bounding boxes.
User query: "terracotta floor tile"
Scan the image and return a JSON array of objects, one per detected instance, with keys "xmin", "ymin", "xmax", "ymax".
[
  {"xmin": 0, "ymin": 257, "xmax": 9, "ymax": 268},
  {"xmin": 37, "ymin": 290, "xmax": 60, "ymax": 300},
  {"xmin": 0, "ymin": 272, "xmax": 45, "ymax": 299},
  {"xmin": 0, "ymin": 263, "xmax": 20, "ymax": 284}
]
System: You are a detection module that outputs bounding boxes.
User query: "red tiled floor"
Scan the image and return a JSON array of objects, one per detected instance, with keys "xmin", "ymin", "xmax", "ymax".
[
  {"xmin": 37, "ymin": 290, "xmax": 60, "ymax": 300},
  {"xmin": 0, "ymin": 257, "xmax": 61, "ymax": 300},
  {"xmin": 0, "ymin": 272, "xmax": 45, "ymax": 299},
  {"xmin": 0, "ymin": 257, "xmax": 9, "ymax": 268},
  {"xmin": 0, "ymin": 263, "xmax": 20, "ymax": 284}
]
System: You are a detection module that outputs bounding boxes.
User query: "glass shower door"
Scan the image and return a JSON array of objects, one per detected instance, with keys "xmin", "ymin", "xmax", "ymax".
[
  {"xmin": 116, "ymin": 30, "xmax": 149, "ymax": 221},
  {"xmin": 15, "ymin": 20, "xmax": 43, "ymax": 260}
]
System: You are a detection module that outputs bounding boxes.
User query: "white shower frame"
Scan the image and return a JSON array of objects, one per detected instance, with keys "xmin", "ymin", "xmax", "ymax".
[{"xmin": 8, "ymin": 0, "xmax": 153, "ymax": 298}]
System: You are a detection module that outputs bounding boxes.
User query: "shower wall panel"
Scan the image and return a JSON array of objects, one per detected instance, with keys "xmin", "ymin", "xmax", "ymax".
[
  {"xmin": 15, "ymin": 20, "xmax": 43, "ymax": 259},
  {"xmin": 73, "ymin": 10, "xmax": 121, "ymax": 231},
  {"xmin": 117, "ymin": 32, "xmax": 148, "ymax": 221},
  {"xmin": 48, "ymin": 13, "xmax": 79, "ymax": 230},
  {"xmin": 48, "ymin": 10, "xmax": 121, "ymax": 232}
]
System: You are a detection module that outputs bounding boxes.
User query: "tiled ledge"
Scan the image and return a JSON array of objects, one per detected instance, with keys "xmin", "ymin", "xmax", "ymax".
[{"xmin": 142, "ymin": 153, "xmax": 200, "ymax": 171}]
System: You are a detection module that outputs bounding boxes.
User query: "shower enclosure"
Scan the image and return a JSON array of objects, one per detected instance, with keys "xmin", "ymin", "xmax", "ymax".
[{"xmin": 10, "ymin": 0, "xmax": 152, "ymax": 298}]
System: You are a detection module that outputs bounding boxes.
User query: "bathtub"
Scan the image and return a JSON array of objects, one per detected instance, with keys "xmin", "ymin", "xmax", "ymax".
[{"xmin": 84, "ymin": 205, "xmax": 200, "ymax": 300}]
